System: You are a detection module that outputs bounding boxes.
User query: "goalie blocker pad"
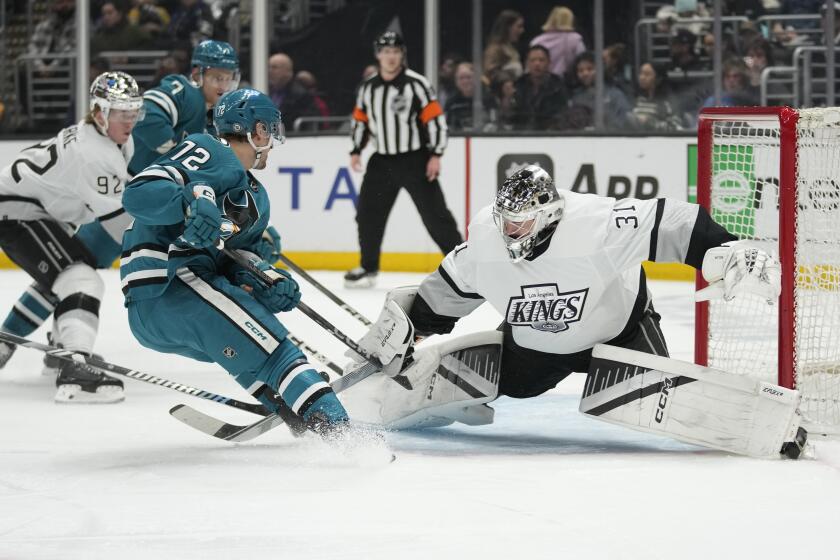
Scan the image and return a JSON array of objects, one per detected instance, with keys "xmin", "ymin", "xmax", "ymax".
[
  {"xmin": 376, "ymin": 330, "xmax": 503, "ymax": 430},
  {"xmin": 352, "ymin": 287, "xmax": 417, "ymax": 377},
  {"xmin": 580, "ymin": 345, "xmax": 806, "ymax": 459}
]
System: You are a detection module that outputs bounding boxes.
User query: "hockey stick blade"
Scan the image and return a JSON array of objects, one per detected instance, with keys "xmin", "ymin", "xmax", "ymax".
[
  {"xmin": 169, "ymin": 405, "xmax": 287, "ymax": 442},
  {"xmin": 170, "ymin": 360, "xmax": 383, "ymax": 442}
]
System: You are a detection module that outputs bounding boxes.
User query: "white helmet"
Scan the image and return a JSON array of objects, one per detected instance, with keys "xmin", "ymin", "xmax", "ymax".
[
  {"xmin": 89, "ymin": 71, "xmax": 144, "ymax": 132},
  {"xmin": 493, "ymin": 165, "xmax": 565, "ymax": 262}
]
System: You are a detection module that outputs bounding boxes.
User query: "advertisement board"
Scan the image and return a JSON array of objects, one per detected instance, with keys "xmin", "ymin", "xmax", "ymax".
[{"xmin": 0, "ymin": 135, "xmax": 697, "ymax": 278}]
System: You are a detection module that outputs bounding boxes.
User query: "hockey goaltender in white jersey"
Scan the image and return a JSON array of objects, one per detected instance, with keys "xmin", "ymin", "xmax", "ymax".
[{"xmin": 352, "ymin": 165, "xmax": 807, "ymax": 459}]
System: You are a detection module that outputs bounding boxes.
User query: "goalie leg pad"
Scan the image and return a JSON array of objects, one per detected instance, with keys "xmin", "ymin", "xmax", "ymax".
[
  {"xmin": 580, "ymin": 344, "xmax": 805, "ymax": 459},
  {"xmin": 377, "ymin": 330, "xmax": 503, "ymax": 429}
]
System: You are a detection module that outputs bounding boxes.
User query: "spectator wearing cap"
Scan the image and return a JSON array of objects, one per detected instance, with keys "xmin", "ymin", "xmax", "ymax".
[
  {"xmin": 669, "ymin": 29, "xmax": 703, "ymax": 73},
  {"xmin": 529, "ymin": 6, "xmax": 586, "ymax": 79}
]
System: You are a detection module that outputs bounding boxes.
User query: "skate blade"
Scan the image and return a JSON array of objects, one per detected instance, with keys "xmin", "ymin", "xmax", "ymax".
[{"xmin": 55, "ymin": 384, "xmax": 125, "ymax": 404}]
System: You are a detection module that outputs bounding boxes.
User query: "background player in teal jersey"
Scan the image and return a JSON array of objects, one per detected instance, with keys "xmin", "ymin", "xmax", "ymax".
[
  {"xmin": 128, "ymin": 40, "xmax": 240, "ymax": 175},
  {"xmin": 120, "ymin": 89, "xmax": 349, "ymax": 435}
]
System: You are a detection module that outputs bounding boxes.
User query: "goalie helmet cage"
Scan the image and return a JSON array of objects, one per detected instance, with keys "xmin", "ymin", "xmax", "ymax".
[{"xmin": 695, "ymin": 106, "xmax": 840, "ymax": 434}]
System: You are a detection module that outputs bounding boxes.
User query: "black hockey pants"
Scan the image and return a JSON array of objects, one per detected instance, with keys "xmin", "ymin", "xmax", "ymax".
[
  {"xmin": 498, "ymin": 303, "xmax": 670, "ymax": 399},
  {"xmin": 355, "ymin": 150, "xmax": 463, "ymax": 272}
]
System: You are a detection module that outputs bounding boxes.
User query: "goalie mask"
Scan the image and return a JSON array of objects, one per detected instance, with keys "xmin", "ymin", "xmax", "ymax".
[
  {"xmin": 89, "ymin": 71, "xmax": 144, "ymax": 133},
  {"xmin": 493, "ymin": 165, "xmax": 564, "ymax": 262}
]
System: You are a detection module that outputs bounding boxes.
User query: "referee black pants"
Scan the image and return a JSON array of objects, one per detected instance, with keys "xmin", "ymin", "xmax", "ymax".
[{"xmin": 356, "ymin": 150, "xmax": 463, "ymax": 272}]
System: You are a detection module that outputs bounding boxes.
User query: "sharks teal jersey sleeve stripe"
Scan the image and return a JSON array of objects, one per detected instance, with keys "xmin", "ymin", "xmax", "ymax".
[
  {"xmin": 129, "ymin": 75, "xmax": 208, "ymax": 174},
  {"xmin": 123, "ymin": 166, "xmax": 189, "ymax": 226}
]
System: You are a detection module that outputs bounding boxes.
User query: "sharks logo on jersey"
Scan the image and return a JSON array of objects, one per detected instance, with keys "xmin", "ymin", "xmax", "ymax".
[
  {"xmin": 505, "ymin": 284, "xmax": 589, "ymax": 333},
  {"xmin": 222, "ymin": 189, "xmax": 260, "ymax": 238}
]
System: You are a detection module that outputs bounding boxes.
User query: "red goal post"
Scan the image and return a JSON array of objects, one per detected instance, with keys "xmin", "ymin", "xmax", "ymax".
[{"xmin": 695, "ymin": 106, "xmax": 840, "ymax": 433}]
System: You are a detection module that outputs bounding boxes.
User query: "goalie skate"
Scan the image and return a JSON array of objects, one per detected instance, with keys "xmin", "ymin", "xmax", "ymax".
[{"xmin": 55, "ymin": 357, "xmax": 124, "ymax": 404}]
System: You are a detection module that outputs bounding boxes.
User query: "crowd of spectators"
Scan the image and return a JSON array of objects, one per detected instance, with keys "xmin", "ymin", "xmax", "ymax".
[
  {"xmin": 4, "ymin": 0, "xmax": 840, "ymax": 134},
  {"xmin": 3, "ymin": 0, "xmax": 333, "ymax": 134},
  {"xmin": 436, "ymin": 1, "xmax": 840, "ymax": 133}
]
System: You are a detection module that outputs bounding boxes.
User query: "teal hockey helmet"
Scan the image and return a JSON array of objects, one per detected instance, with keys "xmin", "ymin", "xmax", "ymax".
[
  {"xmin": 213, "ymin": 89, "xmax": 284, "ymax": 166},
  {"xmin": 191, "ymin": 40, "xmax": 239, "ymax": 70},
  {"xmin": 191, "ymin": 40, "xmax": 240, "ymax": 92}
]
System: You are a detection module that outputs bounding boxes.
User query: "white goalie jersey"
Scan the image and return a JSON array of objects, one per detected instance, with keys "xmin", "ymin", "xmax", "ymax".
[
  {"xmin": 411, "ymin": 191, "xmax": 734, "ymax": 355},
  {"xmin": 0, "ymin": 122, "xmax": 133, "ymax": 225}
]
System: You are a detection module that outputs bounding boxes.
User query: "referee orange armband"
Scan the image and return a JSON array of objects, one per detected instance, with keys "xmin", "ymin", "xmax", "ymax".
[
  {"xmin": 419, "ymin": 100, "xmax": 443, "ymax": 124},
  {"xmin": 352, "ymin": 106, "xmax": 368, "ymax": 123}
]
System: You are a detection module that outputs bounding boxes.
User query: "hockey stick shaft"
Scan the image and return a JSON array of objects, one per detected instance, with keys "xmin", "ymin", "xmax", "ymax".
[
  {"xmin": 287, "ymin": 332, "xmax": 342, "ymax": 375},
  {"xmin": 220, "ymin": 246, "xmax": 384, "ymax": 367},
  {"xmin": 276, "ymin": 253, "xmax": 372, "ymax": 326},
  {"xmin": 0, "ymin": 330, "xmax": 270, "ymax": 415}
]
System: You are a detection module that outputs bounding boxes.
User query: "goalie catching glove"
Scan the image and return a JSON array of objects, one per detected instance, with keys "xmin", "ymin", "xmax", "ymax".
[{"xmin": 695, "ymin": 240, "xmax": 781, "ymax": 303}]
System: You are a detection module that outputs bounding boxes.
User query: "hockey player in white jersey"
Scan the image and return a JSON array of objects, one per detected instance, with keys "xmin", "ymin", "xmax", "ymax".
[
  {"xmin": 0, "ymin": 71, "xmax": 142, "ymax": 403},
  {"xmin": 357, "ymin": 165, "xmax": 806, "ymax": 458}
]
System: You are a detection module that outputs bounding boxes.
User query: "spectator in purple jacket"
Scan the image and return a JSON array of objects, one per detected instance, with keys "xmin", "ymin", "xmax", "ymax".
[{"xmin": 529, "ymin": 6, "xmax": 585, "ymax": 79}]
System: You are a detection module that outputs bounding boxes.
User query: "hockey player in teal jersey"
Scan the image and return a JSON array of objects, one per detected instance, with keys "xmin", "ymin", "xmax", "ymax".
[
  {"xmin": 120, "ymin": 89, "xmax": 349, "ymax": 434},
  {"xmin": 128, "ymin": 40, "xmax": 239, "ymax": 175}
]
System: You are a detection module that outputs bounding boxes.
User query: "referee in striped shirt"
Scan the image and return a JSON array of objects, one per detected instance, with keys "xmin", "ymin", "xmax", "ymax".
[{"xmin": 344, "ymin": 31, "xmax": 463, "ymax": 288}]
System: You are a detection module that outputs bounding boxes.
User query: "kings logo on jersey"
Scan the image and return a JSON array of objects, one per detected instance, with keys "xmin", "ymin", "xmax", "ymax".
[{"xmin": 505, "ymin": 284, "xmax": 588, "ymax": 333}]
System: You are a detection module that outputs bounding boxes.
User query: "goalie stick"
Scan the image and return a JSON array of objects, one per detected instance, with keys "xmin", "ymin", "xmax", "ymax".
[{"xmin": 0, "ymin": 330, "xmax": 270, "ymax": 415}]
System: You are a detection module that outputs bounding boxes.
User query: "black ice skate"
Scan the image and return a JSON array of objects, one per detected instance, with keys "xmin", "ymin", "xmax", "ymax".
[
  {"xmin": 343, "ymin": 267, "xmax": 378, "ymax": 289},
  {"xmin": 0, "ymin": 340, "xmax": 15, "ymax": 369},
  {"xmin": 55, "ymin": 356, "xmax": 125, "ymax": 404}
]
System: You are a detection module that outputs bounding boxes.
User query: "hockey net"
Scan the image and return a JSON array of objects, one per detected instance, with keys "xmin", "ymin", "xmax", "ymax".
[{"xmin": 696, "ymin": 107, "xmax": 840, "ymax": 434}]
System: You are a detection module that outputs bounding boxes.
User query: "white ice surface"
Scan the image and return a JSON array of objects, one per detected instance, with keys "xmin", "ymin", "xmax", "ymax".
[{"xmin": 1, "ymin": 270, "xmax": 839, "ymax": 560}]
